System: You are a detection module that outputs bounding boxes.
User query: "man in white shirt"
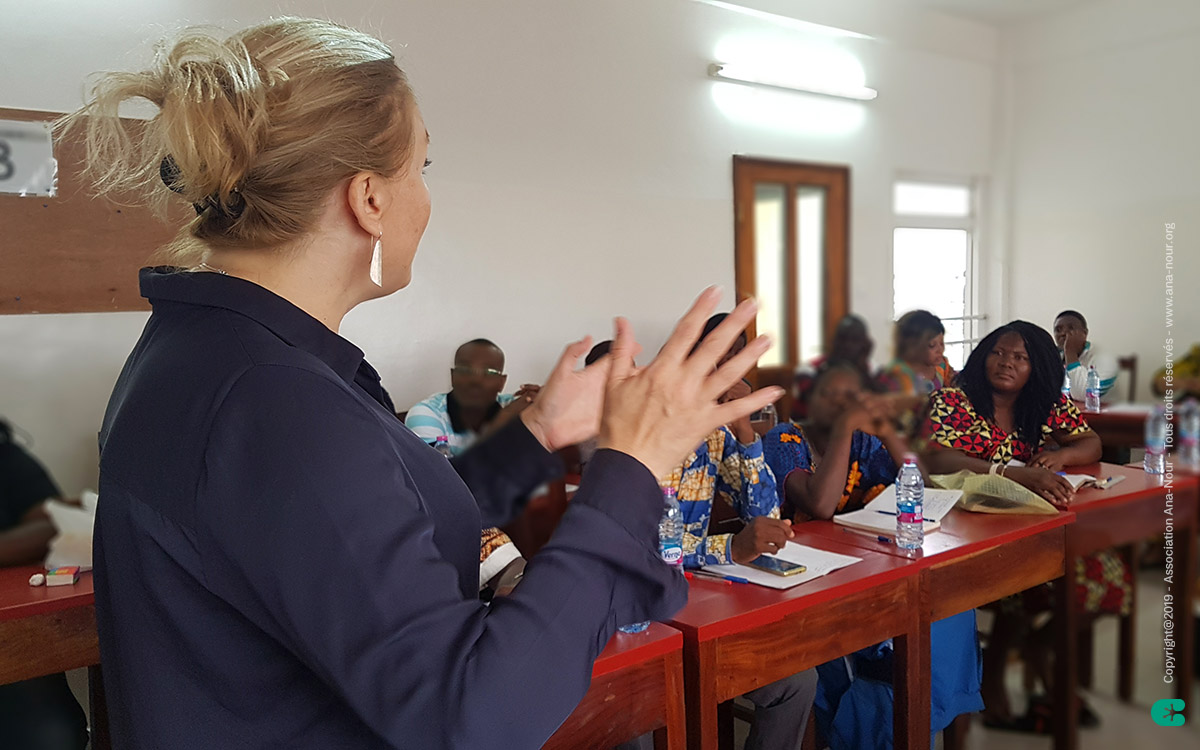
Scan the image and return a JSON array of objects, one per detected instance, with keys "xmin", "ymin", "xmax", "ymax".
[
  {"xmin": 1053, "ymin": 311, "xmax": 1118, "ymax": 401},
  {"xmin": 405, "ymin": 338, "xmax": 538, "ymax": 454}
]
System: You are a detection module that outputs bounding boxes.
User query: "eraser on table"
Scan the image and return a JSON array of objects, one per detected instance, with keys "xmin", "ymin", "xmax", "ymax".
[
  {"xmin": 29, "ymin": 573, "xmax": 45, "ymax": 587},
  {"xmin": 45, "ymin": 566, "xmax": 80, "ymax": 587}
]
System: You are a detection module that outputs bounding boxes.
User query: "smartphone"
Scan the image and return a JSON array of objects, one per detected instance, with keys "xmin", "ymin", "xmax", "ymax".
[{"xmin": 746, "ymin": 556, "xmax": 807, "ymax": 577}]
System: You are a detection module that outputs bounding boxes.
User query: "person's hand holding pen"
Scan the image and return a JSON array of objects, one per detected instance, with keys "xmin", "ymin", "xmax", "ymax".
[{"xmin": 730, "ymin": 516, "xmax": 795, "ymax": 563}]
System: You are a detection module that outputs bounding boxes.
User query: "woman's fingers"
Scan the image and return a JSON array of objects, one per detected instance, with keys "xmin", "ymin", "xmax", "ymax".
[
  {"xmin": 654, "ymin": 286, "xmax": 724, "ymax": 366},
  {"xmin": 704, "ymin": 334, "xmax": 772, "ymax": 402},
  {"xmin": 607, "ymin": 317, "xmax": 638, "ymax": 382},
  {"xmin": 685, "ymin": 297, "xmax": 759, "ymax": 376},
  {"xmin": 712, "ymin": 386, "xmax": 785, "ymax": 428},
  {"xmin": 552, "ymin": 337, "xmax": 592, "ymax": 379}
]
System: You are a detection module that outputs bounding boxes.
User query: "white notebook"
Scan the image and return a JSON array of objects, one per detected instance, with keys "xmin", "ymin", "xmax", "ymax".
[
  {"xmin": 862, "ymin": 484, "xmax": 962, "ymax": 522},
  {"xmin": 832, "ymin": 508, "xmax": 940, "ymax": 536},
  {"xmin": 699, "ymin": 544, "xmax": 863, "ymax": 590}
]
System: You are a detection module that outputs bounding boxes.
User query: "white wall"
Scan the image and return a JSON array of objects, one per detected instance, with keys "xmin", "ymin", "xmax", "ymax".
[
  {"xmin": 0, "ymin": 0, "xmax": 998, "ymax": 494},
  {"xmin": 1002, "ymin": 0, "xmax": 1200, "ymax": 402}
]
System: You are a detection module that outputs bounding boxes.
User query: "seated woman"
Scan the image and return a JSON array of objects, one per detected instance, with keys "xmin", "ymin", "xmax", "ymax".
[
  {"xmin": 617, "ymin": 316, "xmax": 816, "ymax": 750},
  {"xmin": 916, "ymin": 320, "xmax": 1128, "ymax": 731},
  {"xmin": 763, "ymin": 365, "xmax": 983, "ymax": 750},
  {"xmin": 877, "ymin": 310, "xmax": 956, "ymax": 434},
  {"xmin": 790, "ymin": 314, "xmax": 875, "ymax": 423},
  {"xmin": 1053, "ymin": 310, "xmax": 1118, "ymax": 402}
]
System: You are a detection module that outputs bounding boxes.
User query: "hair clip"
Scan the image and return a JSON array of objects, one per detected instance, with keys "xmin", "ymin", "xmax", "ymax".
[{"xmin": 160, "ymin": 155, "xmax": 246, "ymax": 219}]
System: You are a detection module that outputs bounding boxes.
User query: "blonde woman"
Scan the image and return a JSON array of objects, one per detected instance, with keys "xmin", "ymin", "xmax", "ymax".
[{"xmin": 66, "ymin": 19, "xmax": 781, "ymax": 749}]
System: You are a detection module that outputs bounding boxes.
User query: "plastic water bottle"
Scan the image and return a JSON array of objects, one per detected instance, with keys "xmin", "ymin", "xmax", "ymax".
[
  {"xmin": 433, "ymin": 435, "xmax": 453, "ymax": 459},
  {"xmin": 619, "ymin": 487, "xmax": 683, "ymax": 634},
  {"xmin": 1179, "ymin": 399, "xmax": 1200, "ymax": 472},
  {"xmin": 1144, "ymin": 405, "xmax": 1168, "ymax": 475},
  {"xmin": 759, "ymin": 403, "xmax": 778, "ymax": 431},
  {"xmin": 1062, "ymin": 370, "xmax": 1072, "ymax": 402},
  {"xmin": 895, "ymin": 454, "xmax": 924, "ymax": 550},
  {"xmin": 1084, "ymin": 366, "xmax": 1102, "ymax": 412},
  {"xmin": 659, "ymin": 487, "xmax": 683, "ymax": 567}
]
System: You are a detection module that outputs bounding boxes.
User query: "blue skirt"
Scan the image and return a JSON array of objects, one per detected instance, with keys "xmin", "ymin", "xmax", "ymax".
[{"xmin": 814, "ymin": 609, "xmax": 983, "ymax": 750}]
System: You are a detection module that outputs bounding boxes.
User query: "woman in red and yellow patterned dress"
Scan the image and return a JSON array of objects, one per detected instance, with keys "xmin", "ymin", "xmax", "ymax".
[{"xmin": 917, "ymin": 320, "xmax": 1129, "ymax": 732}]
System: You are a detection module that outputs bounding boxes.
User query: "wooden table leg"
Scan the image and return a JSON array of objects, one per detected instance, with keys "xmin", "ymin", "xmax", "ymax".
[
  {"xmin": 655, "ymin": 648, "xmax": 687, "ymax": 750},
  {"xmin": 893, "ymin": 575, "xmax": 930, "ymax": 750},
  {"xmin": 686, "ymin": 640, "xmax": 720, "ymax": 750},
  {"xmin": 1053, "ymin": 554, "xmax": 1079, "ymax": 750},
  {"xmin": 88, "ymin": 664, "xmax": 111, "ymax": 750},
  {"xmin": 1117, "ymin": 542, "xmax": 1140, "ymax": 702}
]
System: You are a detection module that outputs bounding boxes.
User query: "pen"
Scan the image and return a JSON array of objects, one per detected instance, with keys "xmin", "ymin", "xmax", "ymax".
[
  {"xmin": 690, "ymin": 569, "xmax": 748, "ymax": 584},
  {"xmin": 841, "ymin": 527, "xmax": 893, "ymax": 545},
  {"xmin": 873, "ymin": 510, "xmax": 897, "ymax": 516},
  {"xmin": 684, "ymin": 571, "xmax": 728, "ymax": 585}
]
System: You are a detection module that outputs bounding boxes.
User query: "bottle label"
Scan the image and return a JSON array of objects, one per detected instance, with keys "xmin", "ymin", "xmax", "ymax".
[
  {"xmin": 660, "ymin": 544, "xmax": 683, "ymax": 566},
  {"xmin": 898, "ymin": 510, "xmax": 923, "ymax": 524}
]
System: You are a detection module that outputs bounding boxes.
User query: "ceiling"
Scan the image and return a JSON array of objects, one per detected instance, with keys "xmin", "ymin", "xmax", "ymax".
[{"xmin": 907, "ymin": 0, "xmax": 1101, "ymax": 25}]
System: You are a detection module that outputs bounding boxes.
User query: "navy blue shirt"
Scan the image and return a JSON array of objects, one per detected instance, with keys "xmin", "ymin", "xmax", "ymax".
[{"xmin": 95, "ymin": 268, "xmax": 687, "ymax": 749}]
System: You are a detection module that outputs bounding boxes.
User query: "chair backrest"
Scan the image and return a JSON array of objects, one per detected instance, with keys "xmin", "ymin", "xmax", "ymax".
[{"xmin": 1116, "ymin": 355, "xmax": 1137, "ymax": 403}]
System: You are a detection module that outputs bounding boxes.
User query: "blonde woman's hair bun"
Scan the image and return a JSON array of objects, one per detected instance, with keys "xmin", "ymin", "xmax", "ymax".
[{"xmin": 60, "ymin": 17, "xmax": 417, "ymax": 262}]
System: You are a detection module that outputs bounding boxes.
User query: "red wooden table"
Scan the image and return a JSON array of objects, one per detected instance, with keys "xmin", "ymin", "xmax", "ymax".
[
  {"xmin": 667, "ymin": 528, "xmax": 926, "ymax": 750},
  {"xmin": 0, "ymin": 565, "xmax": 99, "ymax": 685},
  {"xmin": 1050, "ymin": 463, "xmax": 1199, "ymax": 750},
  {"xmin": 2, "ymin": 564, "xmax": 684, "ymax": 750},
  {"xmin": 804, "ymin": 508, "xmax": 1072, "ymax": 747},
  {"xmin": 543, "ymin": 622, "xmax": 686, "ymax": 750},
  {"xmin": 1073, "ymin": 401, "xmax": 1149, "ymax": 461},
  {"xmin": 0, "ymin": 565, "xmax": 109, "ymax": 749}
]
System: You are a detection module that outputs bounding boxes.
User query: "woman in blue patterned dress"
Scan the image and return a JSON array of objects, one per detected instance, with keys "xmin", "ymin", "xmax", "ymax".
[{"xmin": 764, "ymin": 363, "xmax": 983, "ymax": 749}]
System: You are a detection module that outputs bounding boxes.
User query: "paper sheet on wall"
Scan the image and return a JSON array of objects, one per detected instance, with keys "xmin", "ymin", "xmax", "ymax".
[
  {"xmin": 863, "ymin": 484, "xmax": 962, "ymax": 522},
  {"xmin": 700, "ymin": 544, "xmax": 862, "ymax": 590}
]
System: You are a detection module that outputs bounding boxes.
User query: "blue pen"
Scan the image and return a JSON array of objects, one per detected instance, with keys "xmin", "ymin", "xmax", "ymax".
[{"xmin": 841, "ymin": 527, "xmax": 894, "ymax": 545}]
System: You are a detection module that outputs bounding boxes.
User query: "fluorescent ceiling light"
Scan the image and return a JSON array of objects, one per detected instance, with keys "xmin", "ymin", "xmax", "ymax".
[
  {"xmin": 694, "ymin": 1, "xmax": 873, "ymax": 40},
  {"xmin": 708, "ymin": 62, "xmax": 877, "ymax": 101}
]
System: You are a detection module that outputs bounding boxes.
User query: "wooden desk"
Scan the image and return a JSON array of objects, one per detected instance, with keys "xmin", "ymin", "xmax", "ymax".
[
  {"xmin": 1074, "ymin": 402, "xmax": 1149, "ymax": 461},
  {"xmin": 1051, "ymin": 463, "xmax": 1199, "ymax": 750},
  {"xmin": 668, "ymin": 529, "xmax": 925, "ymax": 750},
  {"xmin": 0, "ymin": 566, "xmax": 98, "ymax": 685},
  {"xmin": 0, "ymin": 565, "xmax": 108, "ymax": 749},
  {"xmin": 804, "ymin": 510, "xmax": 1073, "ymax": 621},
  {"xmin": 3, "ymin": 564, "xmax": 680, "ymax": 750},
  {"xmin": 543, "ymin": 623, "xmax": 686, "ymax": 750}
]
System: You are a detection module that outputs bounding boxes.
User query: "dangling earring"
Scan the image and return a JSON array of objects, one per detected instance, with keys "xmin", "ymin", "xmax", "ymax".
[{"xmin": 369, "ymin": 233, "xmax": 383, "ymax": 287}]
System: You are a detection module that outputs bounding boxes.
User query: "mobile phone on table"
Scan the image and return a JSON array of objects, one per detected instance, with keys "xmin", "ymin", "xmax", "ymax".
[{"xmin": 746, "ymin": 555, "xmax": 807, "ymax": 577}]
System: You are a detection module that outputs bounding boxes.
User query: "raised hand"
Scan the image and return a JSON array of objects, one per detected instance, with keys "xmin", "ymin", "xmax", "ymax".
[{"xmin": 597, "ymin": 288, "xmax": 783, "ymax": 479}]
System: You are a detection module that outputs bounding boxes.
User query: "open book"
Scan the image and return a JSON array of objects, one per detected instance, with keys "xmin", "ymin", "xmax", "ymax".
[{"xmin": 1006, "ymin": 460, "xmax": 1117, "ymax": 491}]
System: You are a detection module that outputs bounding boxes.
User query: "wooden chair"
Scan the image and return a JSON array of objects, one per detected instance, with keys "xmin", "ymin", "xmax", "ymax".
[{"xmin": 1116, "ymin": 355, "xmax": 1137, "ymax": 403}]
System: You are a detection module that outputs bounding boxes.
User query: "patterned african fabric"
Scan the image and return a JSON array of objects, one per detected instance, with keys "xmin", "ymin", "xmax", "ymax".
[
  {"xmin": 478, "ymin": 527, "xmax": 522, "ymax": 590},
  {"xmin": 660, "ymin": 426, "xmax": 778, "ymax": 567},
  {"xmin": 876, "ymin": 356, "xmax": 956, "ymax": 397},
  {"xmin": 916, "ymin": 387, "xmax": 1091, "ymax": 464},
  {"xmin": 763, "ymin": 422, "xmax": 898, "ymax": 522},
  {"xmin": 916, "ymin": 387, "xmax": 1129, "ymax": 616}
]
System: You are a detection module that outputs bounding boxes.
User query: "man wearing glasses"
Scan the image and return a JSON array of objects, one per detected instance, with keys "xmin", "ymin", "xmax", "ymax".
[
  {"xmin": 405, "ymin": 338, "xmax": 539, "ymax": 455},
  {"xmin": 404, "ymin": 340, "xmax": 540, "ymax": 597}
]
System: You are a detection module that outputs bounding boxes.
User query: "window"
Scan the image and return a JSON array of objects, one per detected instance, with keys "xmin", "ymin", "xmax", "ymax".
[
  {"xmin": 892, "ymin": 180, "xmax": 982, "ymax": 370},
  {"xmin": 734, "ymin": 158, "xmax": 849, "ymax": 418}
]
